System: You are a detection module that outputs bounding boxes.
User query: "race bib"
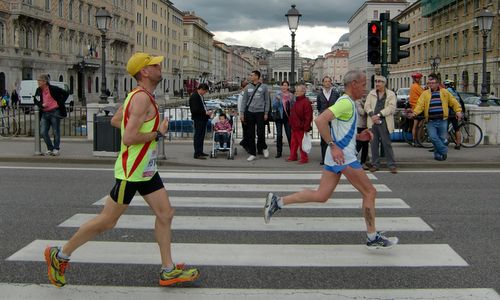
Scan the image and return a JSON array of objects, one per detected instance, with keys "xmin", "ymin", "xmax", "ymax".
[{"xmin": 142, "ymin": 149, "xmax": 157, "ymax": 178}]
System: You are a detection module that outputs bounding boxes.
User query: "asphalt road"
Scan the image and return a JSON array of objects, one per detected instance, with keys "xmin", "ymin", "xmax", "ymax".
[{"xmin": 0, "ymin": 164, "xmax": 499, "ymax": 299}]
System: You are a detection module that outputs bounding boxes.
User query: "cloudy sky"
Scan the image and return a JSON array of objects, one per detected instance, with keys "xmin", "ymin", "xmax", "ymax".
[{"xmin": 173, "ymin": 0, "xmax": 367, "ymax": 59}]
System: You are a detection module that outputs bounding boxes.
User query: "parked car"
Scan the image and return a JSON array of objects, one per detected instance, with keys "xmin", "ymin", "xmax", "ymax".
[
  {"xmin": 305, "ymin": 92, "xmax": 317, "ymax": 103},
  {"xmin": 396, "ymin": 88, "xmax": 410, "ymax": 108},
  {"xmin": 463, "ymin": 96, "xmax": 500, "ymax": 106}
]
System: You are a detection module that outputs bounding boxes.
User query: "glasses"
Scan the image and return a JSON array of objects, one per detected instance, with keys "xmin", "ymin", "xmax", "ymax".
[{"xmin": 375, "ymin": 80, "xmax": 385, "ymax": 83}]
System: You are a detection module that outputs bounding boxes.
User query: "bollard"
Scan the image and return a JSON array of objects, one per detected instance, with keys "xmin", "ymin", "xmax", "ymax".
[
  {"xmin": 157, "ymin": 109, "xmax": 166, "ymax": 159},
  {"xmin": 34, "ymin": 105, "xmax": 41, "ymax": 155}
]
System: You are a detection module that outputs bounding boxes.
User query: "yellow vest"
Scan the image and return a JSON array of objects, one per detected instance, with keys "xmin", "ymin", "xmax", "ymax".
[{"xmin": 114, "ymin": 88, "xmax": 159, "ymax": 181}]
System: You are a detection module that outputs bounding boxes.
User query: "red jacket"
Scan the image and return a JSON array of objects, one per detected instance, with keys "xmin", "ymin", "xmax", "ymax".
[{"xmin": 289, "ymin": 95, "xmax": 313, "ymax": 131}]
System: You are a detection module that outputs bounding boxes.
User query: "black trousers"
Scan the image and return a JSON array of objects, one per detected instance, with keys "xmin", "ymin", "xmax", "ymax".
[
  {"xmin": 356, "ymin": 127, "xmax": 369, "ymax": 164},
  {"xmin": 193, "ymin": 118, "xmax": 207, "ymax": 156},
  {"xmin": 245, "ymin": 111, "xmax": 267, "ymax": 156}
]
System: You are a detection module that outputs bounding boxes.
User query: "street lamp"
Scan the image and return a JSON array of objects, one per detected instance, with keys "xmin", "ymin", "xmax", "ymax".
[
  {"xmin": 95, "ymin": 7, "xmax": 112, "ymax": 104},
  {"xmin": 476, "ymin": 8, "xmax": 495, "ymax": 107},
  {"xmin": 429, "ymin": 56, "xmax": 441, "ymax": 74},
  {"xmin": 286, "ymin": 4, "xmax": 301, "ymax": 92}
]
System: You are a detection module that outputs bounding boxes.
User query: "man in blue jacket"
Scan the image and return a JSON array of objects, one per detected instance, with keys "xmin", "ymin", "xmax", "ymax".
[{"xmin": 34, "ymin": 74, "xmax": 69, "ymax": 156}]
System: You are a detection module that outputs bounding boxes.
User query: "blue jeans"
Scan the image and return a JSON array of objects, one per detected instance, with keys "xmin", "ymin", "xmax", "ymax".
[
  {"xmin": 40, "ymin": 109, "xmax": 62, "ymax": 151},
  {"xmin": 426, "ymin": 119, "xmax": 448, "ymax": 158}
]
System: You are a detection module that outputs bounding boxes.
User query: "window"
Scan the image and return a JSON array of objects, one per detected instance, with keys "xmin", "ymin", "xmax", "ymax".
[
  {"xmin": 453, "ymin": 33, "xmax": 458, "ymax": 56},
  {"xmin": 473, "ymin": 0, "xmax": 480, "ymax": 10},
  {"xmin": 463, "ymin": 0, "xmax": 467, "ymax": 15},
  {"xmin": 462, "ymin": 30, "xmax": 468, "ymax": 55},
  {"xmin": 88, "ymin": 6, "xmax": 92, "ymax": 26},
  {"xmin": 0, "ymin": 23, "xmax": 4, "ymax": 46},
  {"xmin": 58, "ymin": 0, "xmax": 63, "ymax": 18},
  {"xmin": 59, "ymin": 34, "xmax": 63, "ymax": 54},
  {"xmin": 45, "ymin": 0, "xmax": 50, "ymax": 10},
  {"xmin": 137, "ymin": 32, "xmax": 142, "ymax": 45},
  {"xmin": 444, "ymin": 36, "xmax": 450, "ymax": 58},
  {"xmin": 95, "ymin": 77, "xmax": 99, "ymax": 93},
  {"xmin": 69, "ymin": 0, "xmax": 73, "ymax": 20},
  {"xmin": 45, "ymin": 33, "xmax": 50, "ymax": 51},
  {"xmin": 137, "ymin": 13, "xmax": 142, "ymax": 25},
  {"xmin": 373, "ymin": 10, "xmax": 378, "ymax": 19},
  {"xmin": 473, "ymin": 28, "xmax": 479, "ymax": 52},
  {"xmin": 79, "ymin": 2, "xmax": 83, "ymax": 23},
  {"xmin": 23, "ymin": 0, "xmax": 33, "ymax": 4}
]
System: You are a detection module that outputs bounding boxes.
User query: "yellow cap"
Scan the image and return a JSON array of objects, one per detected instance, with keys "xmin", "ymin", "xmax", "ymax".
[{"xmin": 126, "ymin": 52, "xmax": 164, "ymax": 76}]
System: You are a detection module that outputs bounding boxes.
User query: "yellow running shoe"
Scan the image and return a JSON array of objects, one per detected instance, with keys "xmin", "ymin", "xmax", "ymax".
[
  {"xmin": 159, "ymin": 265, "xmax": 200, "ymax": 286},
  {"xmin": 44, "ymin": 246, "xmax": 69, "ymax": 287}
]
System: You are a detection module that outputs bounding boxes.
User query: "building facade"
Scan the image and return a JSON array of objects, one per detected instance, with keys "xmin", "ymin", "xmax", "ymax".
[
  {"xmin": 0, "ymin": 0, "xmax": 135, "ymax": 104},
  {"xmin": 390, "ymin": 0, "xmax": 499, "ymax": 96},
  {"xmin": 182, "ymin": 11, "xmax": 213, "ymax": 94},
  {"xmin": 269, "ymin": 45, "xmax": 302, "ymax": 84}
]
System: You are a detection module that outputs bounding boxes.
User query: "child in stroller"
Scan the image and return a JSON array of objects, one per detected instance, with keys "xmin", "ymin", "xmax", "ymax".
[{"xmin": 210, "ymin": 112, "xmax": 237, "ymax": 159}]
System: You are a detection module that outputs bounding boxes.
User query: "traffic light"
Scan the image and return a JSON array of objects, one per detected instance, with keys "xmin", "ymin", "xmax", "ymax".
[
  {"xmin": 367, "ymin": 21, "xmax": 381, "ymax": 64},
  {"xmin": 390, "ymin": 21, "xmax": 410, "ymax": 64}
]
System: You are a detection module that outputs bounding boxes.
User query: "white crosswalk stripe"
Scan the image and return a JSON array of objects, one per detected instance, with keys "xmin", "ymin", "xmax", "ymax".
[
  {"xmin": 60, "ymin": 214, "xmax": 433, "ymax": 231},
  {"xmin": 93, "ymin": 196, "xmax": 410, "ymax": 209},
  {"xmin": 2, "ymin": 284, "xmax": 499, "ymax": 300},
  {"xmin": 8, "ymin": 240, "xmax": 467, "ymax": 267},
  {"xmin": 4, "ymin": 169, "xmax": 494, "ymax": 299},
  {"xmin": 164, "ymin": 182, "xmax": 392, "ymax": 192}
]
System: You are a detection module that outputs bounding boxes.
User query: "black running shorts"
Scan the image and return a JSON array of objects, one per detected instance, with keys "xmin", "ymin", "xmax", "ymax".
[{"xmin": 109, "ymin": 172, "xmax": 164, "ymax": 205}]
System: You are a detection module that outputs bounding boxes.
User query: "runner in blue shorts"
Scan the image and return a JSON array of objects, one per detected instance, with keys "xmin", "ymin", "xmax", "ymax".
[{"xmin": 264, "ymin": 70, "xmax": 398, "ymax": 249}]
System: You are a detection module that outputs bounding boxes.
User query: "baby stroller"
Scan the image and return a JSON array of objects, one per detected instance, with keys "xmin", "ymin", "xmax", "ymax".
[{"xmin": 210, "ymin": 111, "xmax": 237, "ymax": 159}]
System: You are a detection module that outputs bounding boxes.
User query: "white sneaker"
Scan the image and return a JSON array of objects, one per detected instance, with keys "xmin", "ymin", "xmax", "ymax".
[
  {"xmin": 52, "ymin": 149, "xmax": 60, "ymax": 156},
  {"xmin": 44, "ymin": 150, "xmax": 53, "ymax": 156},
  {"xmin": 247, "ymin": 155, "xmax": 256, "ymax": 162},
  {"xmin": 263, "ymin": 149, "xmax": 269, "ymax": 158}
]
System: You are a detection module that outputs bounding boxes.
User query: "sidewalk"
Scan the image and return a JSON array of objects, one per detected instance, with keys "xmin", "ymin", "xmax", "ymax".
[{"xmin": 1, "ymin": 137, "xmax": 499, "ymax": 170}]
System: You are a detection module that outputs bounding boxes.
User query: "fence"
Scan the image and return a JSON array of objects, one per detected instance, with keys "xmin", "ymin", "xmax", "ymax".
[{"xmin": 8, "ymin": 104, "xmax": 500, "ymax": 144}]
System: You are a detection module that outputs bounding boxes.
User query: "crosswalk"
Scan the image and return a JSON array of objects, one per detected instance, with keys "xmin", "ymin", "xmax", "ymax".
[{"xmin": 5, "ymin": 170, "xmax": 500, "ymax": 299}]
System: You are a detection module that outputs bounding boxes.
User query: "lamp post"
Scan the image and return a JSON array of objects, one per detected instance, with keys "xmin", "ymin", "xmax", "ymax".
[
  {"xmin": 476, "ymin": 8, "xmax": 495, "ymax": 107},
  {"xmin": 429, "ymin": 56, "xmax": 441, "ymax": 74},
  {"xmin": 95, "ymin": 7, "xmax": 112, "ymax": 104},
  {"xmin": 286, "ymin": 4, "xmax": 301, "ymax": 92}
]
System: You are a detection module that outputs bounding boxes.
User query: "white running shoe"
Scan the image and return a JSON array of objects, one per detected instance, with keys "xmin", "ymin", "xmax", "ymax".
[
  {"xmin": 247, "ymin": 155, "xmax": 256, "ymax": 161},
  {"xmin": 263, "ymin": 149, "xmax": 269, "ymax": 158},
  {"xmin": 44, "ymin": 150, "xmax": 53, "ymax": 156},
  {"xmin": 52, "ymin": 149, "xmax": 60, "ymax": 156}
]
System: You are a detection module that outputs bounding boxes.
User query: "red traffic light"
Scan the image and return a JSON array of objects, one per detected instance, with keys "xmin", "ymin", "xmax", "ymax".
[{"xmin": 370, "ymin": 23, "xmax": 379, "ymax": 35}]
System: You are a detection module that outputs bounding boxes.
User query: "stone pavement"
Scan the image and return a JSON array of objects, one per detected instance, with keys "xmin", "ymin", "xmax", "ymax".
[{"xmin": 0, "ymin": 136, "xmax": 499, "ymax": 170}]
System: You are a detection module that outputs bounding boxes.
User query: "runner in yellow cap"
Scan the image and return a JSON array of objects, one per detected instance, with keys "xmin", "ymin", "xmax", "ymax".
[{"xmin": 44, "ymin": 52, "xmax": 200, "ymax": 288}]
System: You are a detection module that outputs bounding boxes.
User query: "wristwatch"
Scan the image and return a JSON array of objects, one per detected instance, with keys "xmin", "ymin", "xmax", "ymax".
[
  {"xmin": 155, "ymin": 130, "xmax": 163, "ymax": 141},
  {"xmin": 328, "ymin": 141, "xmax": 336, "ymax": 148}
]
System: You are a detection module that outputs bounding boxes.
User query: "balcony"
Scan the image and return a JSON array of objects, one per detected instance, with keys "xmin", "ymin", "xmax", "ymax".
[{"xmin": 9, "ymin": 2, "xmax": 52, "ymax": 23}]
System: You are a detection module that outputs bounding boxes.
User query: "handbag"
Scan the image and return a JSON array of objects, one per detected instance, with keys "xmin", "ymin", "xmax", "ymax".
[{"xmin": 302, "ymin": 132, "xmax": 312, "ymax": 153}]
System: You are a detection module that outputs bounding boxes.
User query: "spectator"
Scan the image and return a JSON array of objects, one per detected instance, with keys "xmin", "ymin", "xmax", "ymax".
[
  {"xmin": 189, "ymin": 83, "xmax": 211, "ymax": 159},
  {"xmin": 409, "ymin": 72, "xmax": 424, "ymax": 146},
  {"xmin": 444, "ymin": 79, "xmax": 466, "ymax": 150},
  {"xmin": 287, "ymin": 84, "xmax": 313, "ymax": 164},
  {"xmin": 316, "ymin": 76, "xmax": 340, "ymax": 165},
  {"xmin": 11, "ymin": 89, "xmax": 20, "ymax": 107},
  {"xmin": 272, "ymin": 80, "xmax": 294, "ymax": 158},
  {"xmin": 214, "ymin": 113, "xmax": 232, "ymax": 149},
  {"xmin": 410, "ymin": 73, "xmax": 463, "ymax": 161},
  {"xmin": 239, "ymin": 70, "xmax": 271, "ymax": 161},
  {"xmin": 34, "ymin": 74, "xmax": 69, "ymax": 156},
  {"xmin": 237, "ymin": 80, "xmax": 250, "ymax": 152},
  {"xmin": 364, "ymin": 75, "xmax": 397, "ymax": 174},
  {"xmin": 355, "ymin": 96, "xmax": 370, "ymax": 169}
]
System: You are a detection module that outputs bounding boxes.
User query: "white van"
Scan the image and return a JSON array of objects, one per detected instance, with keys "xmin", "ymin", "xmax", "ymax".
[{"xmin": 19, "ymin": 80, "xmax": 74, "ymax": 109}]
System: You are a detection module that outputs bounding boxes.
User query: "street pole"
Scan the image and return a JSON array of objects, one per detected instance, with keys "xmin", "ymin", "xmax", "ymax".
[
  {"xmin": 380, "ymin": 13, "xmax": 390, "ymax": 79},
  {"xmin": 291, "ymin": 31, "xmax": 295, "ymax": 92},
  {"xmin": 479, "ymin": 31, "xmax": 490, "ymax": 106},
  {"xmin": 99, "ymin": 32, "xmax": 108, "ymax": 104}
]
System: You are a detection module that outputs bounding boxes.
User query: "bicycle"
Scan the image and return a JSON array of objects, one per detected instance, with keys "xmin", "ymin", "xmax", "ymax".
[
  {"xmin": 448, "ymin": 118, "xmax": 483, "ymax": 148},
  {"xmin": 0, "ymin": 108, "xmax": 19, "ymax": 137},
  {"xmin": 415, "ymin": 117, "xmax": 483, "ymax": 149}
]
